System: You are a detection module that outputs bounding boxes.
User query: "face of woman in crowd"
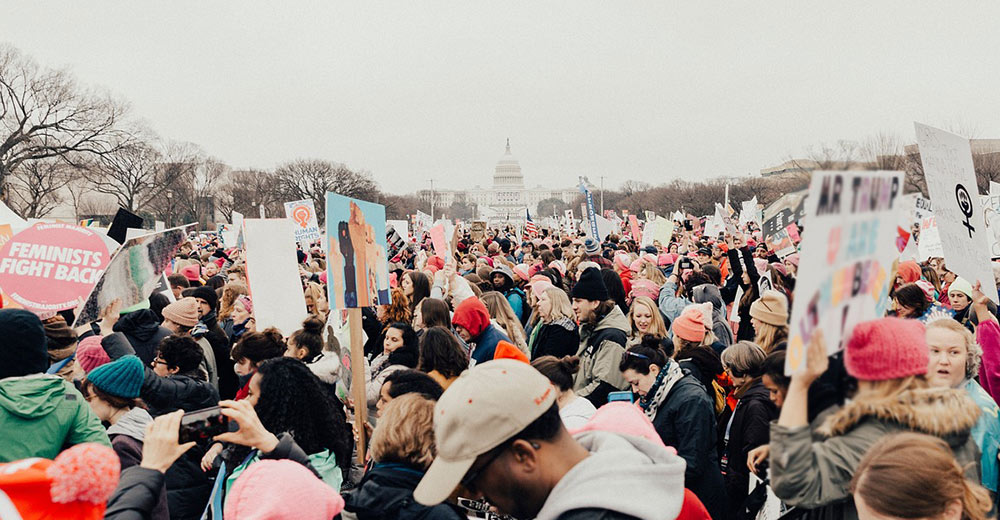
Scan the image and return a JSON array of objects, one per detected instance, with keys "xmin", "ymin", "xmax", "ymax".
[
  {"xmin": 894, "ymin": 298, "xmax": 916, "ymax": 319},
  {"xmin": 761, "ymin": 374, "xmax": 786, "ymax": 408},
  {"xmin": 461, "ymin": 257, "xmax": 475, "ymax": 271},
  {"xmin": 784, "ymin": 260, "xmax": 797, "ymax": 276},
  {"xmin": 926, "ymin": 327, "xmax": 968, "ymax": 389},
  {"xmin": 245, "ymin": 372, "xmax": 262, "ymax": 406},
  {"xmin": 234, "ymin": 358, "xmax": 255, "ymax": 377},
  {"xmin": 632, "ymin": 302, "xmax": 653, "ymax": 334},
  {"xmin": 455, "ymin": 325, "xmax": 472, "ymax": 342},
  {"xmin": 401, "ymin": 274, "xmax": 414, "ymax": 296},
  {"xmin": 83, "ymin": 389, "xmax": 114, "ymax": 422},
  {"xmin": 383, "ymin": 327, "xmax": 405, "ymax": 353},
  {"xmin": 622, "ymin": 366, "xmax": 659, "ymax": 397},
  {"xmin": 538, "ymin": 291, "xmax": 553, "ymax": 319},
  {"xmin": 204, "ymin": 263, "xmax": 219, "ymax": 278},
  {"xmin": 233, "ymin": 301, "xmax": 250, "ymax": 324},
  {"xmin": 412, "ymin": 305, "xmax": 424, "ymax": 330},
  {"xmin": 725, "ymin": 365, "xmax": 750, "ymax": 387},
  {"xmin": 284, "ymin": 338, "xmax": 307, "ymax": 360},
  {"xmin": 949, "ymin": 292, "xmax": 971, "ymax": 312}
]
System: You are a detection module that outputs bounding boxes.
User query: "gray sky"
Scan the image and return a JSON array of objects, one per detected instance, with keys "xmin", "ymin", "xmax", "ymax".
[{"xmin": 5, "ymin": 1, "xmax": 1000, "ymax": 194}]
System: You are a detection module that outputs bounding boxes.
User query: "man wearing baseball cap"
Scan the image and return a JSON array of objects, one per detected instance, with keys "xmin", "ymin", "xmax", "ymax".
[{"xmin": 413, "ymin": 359, "xmax": 686, "ymax": 519}]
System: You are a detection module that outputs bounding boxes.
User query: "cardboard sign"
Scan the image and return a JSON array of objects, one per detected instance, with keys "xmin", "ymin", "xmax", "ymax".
[
  {"xmin": 243, "ymin": 218, "xmax": 309, "ymax": 336},
  {"xmin": 0, "ymin": 223, "xmax": 110, "ymax": 312},
  {"xmin": 283, "ymin": 199, "xmax": 321, "ymax": 244},
  {"xmin": 762, "ymin": 191, "xmax": 807, "ymax": 243},
  {"xmin": 387, "ymin": 220, "xmax": 409, "ymax": 238},
  {"xmin": 107, "ymin": 208, "xmax": 143, "ymax": 245},
  {"xmin": 470, "ymin": 221, "xmax": 487, "ymax": 242},
  {"xmin": 73, "ymin": 226, "xmax": 189, "ymax": 326},
  {"xmin": 916, "ymin": 123, "xmax": 997, "ymax": 302},
  {"xmin": 785, "ymin": 223, "xmax": 801, "ymax": 243},
  {"xmin": 642, "ymin": 217, "xmax": 674, "ymax": 248},
  {"xmin": 429, "ymin": 223, "xmax": 448, "ymax": 259},
  {"xmin": 628, "ymin": 215, "xmax": 641, "ymax": 243},
  {"xmin": 764, "ymin": 229, "xmax": 796, "ymax": 258},
  {"xmin": 918, "ymin": 214, "xmax": 944, "ymax": 260},
  {"xmin": 980, "ymin": 182, "xmax": 1000, "ymax": 259},
  {"xmin": 785, "ymin": 170, "xmax": 903, "ymax": 375},
  {"xmin": 740, "ymin": 197, "xmax": 761, "ymax": 227},
  {"xmin": 325, "ymin": 192, "xmax": 391, "ymax": 308}
]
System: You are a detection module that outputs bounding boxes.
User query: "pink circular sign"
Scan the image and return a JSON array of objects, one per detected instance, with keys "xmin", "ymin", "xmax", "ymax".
[{"xmin": 0, "ymin": 222, "xmax": 110, "ymax": 312}]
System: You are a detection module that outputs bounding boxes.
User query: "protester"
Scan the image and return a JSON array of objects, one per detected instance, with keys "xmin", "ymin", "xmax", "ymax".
[
  {"xmin": 619, "ymin": 337, "xmax": 727, "ymax": 518},
  {"xmin": 376, "ymin": 369, "xmax": 444, "ymax": 416},
  {"xmin": 627, "ymin": 295, "xmax": 669, "ymax": 347},
  {"xmin": 285, "ymin": 316, "xmax": 340, "ymax": 387},
  {"xmin": 108, "ymin": 300, "xmax": 173, "ymax": 366},
  {"xmin": 218, "ymin": 282, "xmax": 249, "ymax": 340},
  {"xmin": 850, "ymin": 433, "xmax": 992, "ymax": 520},
  {"xmin": 490, "ymin": 264, "xmax": 528, "ymax": 324},
  {"xmin": 416, "ymin": 326, "xmax": 469, "ymax": 390},
  {"xmin": 230, "ymin": 329, "xmax": 286, "ymax": 400},
  {"xmin": 402, "ymin": 271, "xmax": 432, "ymax": 315},
  {"xmin": 366, "ymin": 322, "xmax": 420, "ymax": 417},
  {"xmin": 413, "ymin": 359, "xmax": 687, "ymax": 519},
  {"xmin": 82, "ymin": 355, "xmax": 169, "ymax": 520},
  {"xmin": 531, "ymin": 355, "xmax": 597, "ymax": 429},
  {"xmin": 571, "ymin": 267, "xmax": 631, "ymax": 406},
  {"xmin": 692, "ymin": 282, "xmax": 734, "ymax": 348},
  {"xmin": 769, "ymin": 319, "xmax": 982, "ymax": 519},
  {"xmin": 601, "ymin": 268, "xmax": 631, "ymax": 317},
  {"xmin": 451, "ymin": 296, "xmax": 511, "ymax": 364},
  {"xmin": 748, "ymin": 290, "xmax": 789, "ymax": 353},
  {"xmin": 527, "ymin": 286, "xmax": 580, "ymax": 360},
  {"xmin": 344, "ymin": 394, "xmax": 466, "ymax": 519},
  {"xmin": 162, "ymin": 297, "xmax": 219, "ymax": 391},
  {"xmin": 0, "ymin": 309, "xmax": 110, "ymax": 462},
  {"xmin": 191, "ymin": 285, "xmax": 237, "ymax": 399},
  {"xmin": 480, "ymin": 290, "xmax": 529, "ymax": 352}
]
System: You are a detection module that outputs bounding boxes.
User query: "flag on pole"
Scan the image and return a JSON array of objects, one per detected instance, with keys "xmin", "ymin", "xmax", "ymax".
[{"xmin": 525, "ymin": 209, "xmax": 538, "ymax": 237}]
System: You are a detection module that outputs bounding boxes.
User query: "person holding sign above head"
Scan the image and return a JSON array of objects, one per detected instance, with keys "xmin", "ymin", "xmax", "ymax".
[{"xmin": 768, "ymin": 319, "xmax": 982, "ymax": 520}]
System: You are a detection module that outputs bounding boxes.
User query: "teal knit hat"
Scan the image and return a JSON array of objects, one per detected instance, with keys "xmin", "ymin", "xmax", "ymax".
[{"xmin": 87, "ymin": 355, "xmax": 145, "ymax": 399}]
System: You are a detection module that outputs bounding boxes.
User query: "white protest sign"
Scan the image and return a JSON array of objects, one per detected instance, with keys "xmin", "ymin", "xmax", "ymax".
[
  {"xmin": 592, "ymin": 214, "xmax": 616, "ymax": 241},
  {"xmin": 918, "ymin": 214, "xmax": 944, "ymax": 260},
  {"xmin": 642, "ymin": 217, "xmax": 674, "ymax": 248},
  {"xmin": 243, "ymin": 218, "xmax": 309, "ymax": 335},
  {"xmin": 740, "ymin": 197, "xmax": 761, "ymax": 227},
  {"xmin": 671, "ymin": 210, "xmax": 684, "ymax": 222},
  {"xmin": 387, "ymin": 219, "xmax": 409, "ymax": 238},
  {"xmin": 981, "ymin": 181, "xmax": 1000, "ymax": 259},
  {"xmin": 283, "ymin": 199, "xmax": 321, "ymax": 244},
  {"xmin": 915, "ymin": 123, "xmax": 997, "ymax": 302},
  {"xmin": 785, "ymin": 170, "xmax": 903, "ymax": 375}
]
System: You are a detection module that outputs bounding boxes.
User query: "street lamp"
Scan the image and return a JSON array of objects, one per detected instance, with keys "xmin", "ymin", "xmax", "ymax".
[{"xmin": 166, "ymin": 190, "xmax": 173, "ymax": 227}]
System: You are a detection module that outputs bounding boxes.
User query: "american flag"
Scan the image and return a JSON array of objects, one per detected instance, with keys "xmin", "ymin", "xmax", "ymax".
[{"xmin": 525, "ymin": 209, "xmax": 538, "ymax": 237}]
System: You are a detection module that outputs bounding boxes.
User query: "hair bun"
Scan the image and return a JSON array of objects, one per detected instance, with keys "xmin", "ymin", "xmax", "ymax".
[
  {"xmin": 558, "ymin": 355, "xmax": 581, "ymax": 375},
  {"xmin": 301, "ymin": 316, "xmax": 325, "ymax": 334}
]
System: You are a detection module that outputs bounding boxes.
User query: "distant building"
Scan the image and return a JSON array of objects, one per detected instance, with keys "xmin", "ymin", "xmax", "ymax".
[
  {"xmin": 903, "ymin": 139, "xmax": 1000, "ymax": 156},
  {"xmin": 418, "ymin": 140, "xmax": 579, "ymax": 222}
]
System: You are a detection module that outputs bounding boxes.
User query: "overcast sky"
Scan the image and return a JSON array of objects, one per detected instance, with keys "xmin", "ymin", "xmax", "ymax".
[{"xmin": 5, "ymin": 2, "xmax": 1000, "ymax": 194}]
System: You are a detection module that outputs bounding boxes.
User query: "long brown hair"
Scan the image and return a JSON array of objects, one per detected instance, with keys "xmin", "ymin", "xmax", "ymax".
[{"xmin": 850, "ymin": 432, "xmax": 991, "ymax": 520}]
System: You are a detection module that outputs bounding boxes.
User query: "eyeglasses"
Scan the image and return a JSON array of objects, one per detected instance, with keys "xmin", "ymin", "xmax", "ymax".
[{"xmin": 150, "ymin": 358, "xmax": 169, "ymax": 368}]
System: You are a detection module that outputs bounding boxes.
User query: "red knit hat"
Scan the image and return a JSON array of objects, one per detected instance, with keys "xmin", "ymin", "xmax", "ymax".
[
  {"xmin": 671, "ymin": 306, "xmax": 706, "ymax": 342},
  {"xmin": 845, "ymin": 317, "xmax": 928, "ymax": 381},
  {"xmin": 897, "ymin": 261, "xmax": 921, "ymax": 284},
  {"xmin": 452, "ymin": 297, "xmax": 491, "ymax": 337}
]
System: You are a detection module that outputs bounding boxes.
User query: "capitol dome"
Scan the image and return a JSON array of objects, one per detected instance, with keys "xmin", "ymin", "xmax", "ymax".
[{"xmin": 494, "ymin": 139, "xmax": 524, "ymax": 188}]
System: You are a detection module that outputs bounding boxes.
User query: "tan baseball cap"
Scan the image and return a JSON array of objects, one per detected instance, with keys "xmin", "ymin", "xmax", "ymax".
[{"xmin": 413, "ymin": 359, "xmax": 557, "ymax": 505}]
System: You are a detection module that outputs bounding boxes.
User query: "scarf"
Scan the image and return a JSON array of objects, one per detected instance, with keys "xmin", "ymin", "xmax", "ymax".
[{"xmin": 638, "ymin": 359, "xmax": 685, "ymax": 421}]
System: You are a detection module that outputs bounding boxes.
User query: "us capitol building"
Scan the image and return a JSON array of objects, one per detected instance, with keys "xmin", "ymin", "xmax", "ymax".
[{"xmin": 418, "ymin": 140, "xmax": 580, "ymax": 223}]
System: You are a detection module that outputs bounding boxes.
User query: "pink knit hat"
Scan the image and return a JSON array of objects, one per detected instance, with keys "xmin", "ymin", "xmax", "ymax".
[
  {"xmin": 224, "ymin": 460, "xmax": 344, "ymax": 520},
  {"xmin": 180, "ymin": 264, "xmax": 201, "ymax": 282},
  {"xmin": 784, "ymin": 253, "xmax": 800, "ymax": 267},
  {"xmin": 512, "ymin": 263, "xmax": 530, "ymax": 281},
  {"xmin": 845, "ymin": 317, "xmax": 928, "ymax": 381},
  {"xmin": 629, "ymin": 258, "xmax": 644, "ymax": 273},
  {"xmin": 753, "ymin": 258, "xmax": 769, "ymax": 274},
  {"xmin": 529, "ymin": 279, "xmax": 554, "ymax": 299},
  {"xmin": 658, "ymin": 253, "xmax": 676, "ymax": 266},
  {"xmin": 614, "ymin": 252, "xmax": 631, "ymax": 271},
  {"xmin": 570, "ymin": 402, "xmax": 677, "ymax": 456},
  {"xmin": 76, "ymin": 336, "xmax": 111, "ymax": 373},
  {"xmin": 671, "ymin": 306, "xmax": 706, "ymax": 342},
  {"xmin": 548, "ymin": 260, "xmax": 566, "ymax": 276},
  {"xmin": 629, "ymin": 279, "xmax": 660, "ymax": 301}
]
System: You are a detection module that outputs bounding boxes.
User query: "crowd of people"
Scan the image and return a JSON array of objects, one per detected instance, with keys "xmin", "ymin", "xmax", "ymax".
[{"xmin": 2, "ymin": 217, "xmax": 1000, "ymax": 520}]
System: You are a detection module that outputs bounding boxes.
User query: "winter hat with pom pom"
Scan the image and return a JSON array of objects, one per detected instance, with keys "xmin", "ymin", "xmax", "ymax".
[{"xmin": 0, "ymin": 442, "xmax": 119, "ymax": 519}]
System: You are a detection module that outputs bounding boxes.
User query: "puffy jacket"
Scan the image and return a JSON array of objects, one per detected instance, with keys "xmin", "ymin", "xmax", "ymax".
[
  {"xmin": 343, "ymin": 462, "xmax": 466, "ymax": 520},
  {"xmin": 770, "ymin": 387, "xmax": 983, "ymax": 520},
  {"xmin": 113, "ymin": 309, "xmax": 173, "ymax": 365},
  {"xmin": 530, "ymin": 317, "xmax": 580, "ymax": 360},
  {"xmin": 964, "ymin": 379, "xmax": 1000, "ymax": 493},
  {"xmin": 0, "ymin": 375, "xmax": 110, "ymax": 462},
  {"xmin": 650, "ymin": 372, "xmax": 727, "ymax": 520},
  {"xmin": 722, "ymin": 380, "xmax": 777, "ymax": 520},
  {"xmin": 574, "ymin": 306, "xmax": 630, "ymax": 407}
]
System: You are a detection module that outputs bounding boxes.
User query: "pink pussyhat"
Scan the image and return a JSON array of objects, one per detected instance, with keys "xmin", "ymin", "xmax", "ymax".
[{"xmin": 570, "ymin": 402, "xmax": 677, "ymax": 456}]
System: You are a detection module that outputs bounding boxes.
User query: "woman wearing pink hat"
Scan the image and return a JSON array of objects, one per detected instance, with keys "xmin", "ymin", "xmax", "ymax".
[{"xmin": 767, "ymin": 319, "xmax": 982, "ymax": 520}]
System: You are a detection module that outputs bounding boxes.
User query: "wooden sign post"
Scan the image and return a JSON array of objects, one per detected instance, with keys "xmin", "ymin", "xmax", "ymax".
[{"xmin": 348, "ymin": 307, "xmax": 367, "ymax": 463}]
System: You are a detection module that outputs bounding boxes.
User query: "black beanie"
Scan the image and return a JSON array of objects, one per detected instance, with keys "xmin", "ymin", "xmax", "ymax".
[
  {"xmin": 191, "ymin": 286, "xmax": 219, "ymax": 311},
  {"xmin": 571, "ymin": 267, "xmax": 610, "ymax": 302},
  {"xmin": 0, "ymin": 309, "xmax": 48, "ymax": 379}
]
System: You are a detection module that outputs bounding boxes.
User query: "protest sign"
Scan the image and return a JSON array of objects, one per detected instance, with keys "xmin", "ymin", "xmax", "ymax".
[
  {"xmin": 386, "ymin": 226, "xmax": 405, "ymax": 259},
  {"xmin": 429, "ymin": 223, "xmax": 448, "ymax": 258},
  {"xmin": 918, "ymin": 214, "xmax": 944, "ymax": 260},
  {"xmin": 283, "ymin": 199, "xmax": 322, "ymax": 244},
  {"xmin": 785, "ymin": 223, "xmax": 801, "ymax": 243},
  {"xmin": 785, "ymin": 170, "xmax": 903, "ymax": 375},
  {"xmin": 469, "ymin": 220, "xmax": 487, "ymax": 242},
  {"xmin": 642, "ymin": 217, "xmax": 674, "ymax": 248},
  {"xmin": 0, "ymin": 223, "xmax": 110, "ymax": 313},
  {"xmin": 387, "ymin": 219, "xmax": 409, "ymax": 238},
  {"xmin": 579, "ymin": 179, "xmax": 600, "ymax": 239},
  {"xmin": 107, "ymin": 208, "xmax": 143, "ymax": 245},
  {"xmin": 628, "ymin": 215, "xmax": 641, "ymax": 242},
  {"xmin": 414, "ymin": 210, "xmax": 432, "ymax": 235},
  {"xmin": 73, "ymin": 226, "xmax": 189, "ymax": 326},
  {"xmin": 740, "ymin": 197, "xmax": 761, "ymax": 227},
  {"xmin": 259, "ymin": 204, "xmax": 266, "ymax": 218},
  {"xmin": 916, "ymin": 123, "xmax": 997, "ymax": 302},
  {"xmin": 981, "ymin": 182, "xmax": 1000, "ymax": 258},
  {"xmin": 762, "ymin": 190, "xmax": 807, "ymax": 243},
  {"xmin": 154, "ymin": 221, "xmax": 165, "ymax": 232},
  {"xmin": 0, "ymin": 200, "xmax": 26, "ymax": 230},
  {"xmin": 243, "ymin": 218, "xmax": 309, "ymax": 336},
  {"xmin": 592, "ymin": 214, "xmax": 615, "ymax": 241},
  {"xmin": 764, "ymin": 229, "xmax": 796, "ymax": 258},
  {"xmin": 671, "ymin": 210, "xmax": 683, "ymax": 223},
  {"xmin": 325, "ymin": 192, "xmax": 391, "ymax": 308}
]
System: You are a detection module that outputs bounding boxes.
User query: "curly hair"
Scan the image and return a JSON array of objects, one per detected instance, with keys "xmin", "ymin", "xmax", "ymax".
[
  {"xmin": 231, "ymin": 328, "xmax": 286, "ymax": 366},
  {"xmin": 254, "ymin": 357, "xmax": 354, "ymax": 472},
  {"xmin": 381, "ymin": 287, "xmax": 411, "ymax": 325},
  {"xmin": 156, "ymin": 335, "xmax": 204, "ymax": 374},
  {"xmin": 218, "ymin": 282, "xmax": 249, "ymax": 320},
  {"xmin": 417, "ymin": 327, "xmax": 469, "ymax": 379}
]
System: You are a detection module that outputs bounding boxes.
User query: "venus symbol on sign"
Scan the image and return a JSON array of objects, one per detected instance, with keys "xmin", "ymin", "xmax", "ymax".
[
  {"xmin": 292, "ymin": 205, "xmax": 311, "ymax": 228},
  {"xmin": 955, "ymin": 184, "xmax": 975, "ymax": 237}
]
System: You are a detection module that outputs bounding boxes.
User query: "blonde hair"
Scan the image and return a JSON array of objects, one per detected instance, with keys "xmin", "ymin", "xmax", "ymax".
[
  {"xmin": 851, "ymin": 432, "xmax": 992, "ymax": 520},
  {"xmin": 218, "ymin": 283, "xmax": 248, "ymax": 320},
  {"xmin": 541, "ymin": 287, "xmax": 575, "ymax": 324},
  {"xmin": 926, "ymin": 319, "xmax": 982, "ymax": 380},
  {"xmin": 628, "ymin": 296, "xmax": 668, "ymax": 339},
  {"xmin": 672, "ymin": 328, "xmax": 717, "ymax": 354},
  {"xmin": 639, "ymin": 263, "xmax": 667, "ymax": 285},
  {"xmin": 480, "ymin": 291, "xmax": 528, "ymax": 352},
  {"xmin": 369, "ymin": 394, "xmax": 437, "ymax": 469},
  {"xmin": 754, "ymin": 321, "xmax": 788, "ymax": 354}
]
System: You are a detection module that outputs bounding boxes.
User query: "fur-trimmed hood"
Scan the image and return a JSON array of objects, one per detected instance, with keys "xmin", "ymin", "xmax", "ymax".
[{"xmin": 817, "ymin": 387, "xmax": 980, "ymax": 438}]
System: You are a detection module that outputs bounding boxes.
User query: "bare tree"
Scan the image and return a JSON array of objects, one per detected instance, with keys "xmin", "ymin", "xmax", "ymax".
[
  {"xmin": 0, "ymin": 44, "xmax": 128, "ymax": 199},
  {"xmin": 860, "ymin": 132, "xmax": 907, "ymax": 171},
  {"xmin": 6, "ymin": 157, "xmax": 74, "ymax": 217},
  {"xmin": 217, "ymin": 169, "xmax": 283, "ymax": 222},
  {"xmin": 274, "ymin": 159, "xmax": 379, "ymax": 224}
]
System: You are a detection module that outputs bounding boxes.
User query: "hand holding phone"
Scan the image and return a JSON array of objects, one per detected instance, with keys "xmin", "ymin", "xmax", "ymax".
[
  {"xmin": 179, "ymin": 406, "xmax": 230, "ymax": 445},
  {"xmin": 213, "ymin": 400, "xmax": 280, "ymax": 453}
]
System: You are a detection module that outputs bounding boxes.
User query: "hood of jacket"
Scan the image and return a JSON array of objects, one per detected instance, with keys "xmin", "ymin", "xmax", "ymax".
[
  {"xmin": 0, "ymin": 375, "xmax": 69, "ymax": 419},
  {"xmin": 113, "ymin": 309, "xmax": 163, "ymax": 342},
  {"xmin": 535, "ymin": 430, "xmax": 686, "ymax": 520},
  {"xmin": 108, "ymin": 406, "xmax": 153, "ymax": 440},
  {"xmin": 307, "ymin": 352, "xmax": 341, "ymax": 385},
  {"xmin": 818, "ymin": 387, "xmax": 981, "ymax": 439},
  {"xmin": 452, "ymin": 297, "xmax": 491, "ymax": 337},
  {"xmin": 692, "ymin": 283, "xmax": 724, "ymax": 313},
  {"xmin": 594, "ymin": 305, "xmax": 630, "ymax": 334}
]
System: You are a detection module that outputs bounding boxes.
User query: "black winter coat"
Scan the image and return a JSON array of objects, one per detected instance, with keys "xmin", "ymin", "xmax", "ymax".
[
  {"xmin": 651, "ymin": 372, "xmax": 727, "ymax": 520},
  {"xmin": 197, "ymin": 313, "xmax": 237, "ymax": 400},
  {"xmin": 722, "ymin": 380, "xmax": 778, "ymax": 520},
  {"xmin": 113, "ymin": 309, "xmax": 173, "ymax": 365},
  {"xmin": 530, "ymin": 319, "xmax": 580, "ymax": 360},
  {"xmin": 343, "ymin": 463, "xmax": 466, "ymax": 520}
]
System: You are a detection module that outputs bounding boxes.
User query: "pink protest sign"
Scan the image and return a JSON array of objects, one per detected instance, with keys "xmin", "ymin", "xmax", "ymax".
[
  {"xmin": 429, "ymin": 223, "xmax": 448, "ymax": 259},
  {"xmin": 785, "ymin": 223, "xmax": 801, "ymax": 243},
  {"xmin": 0, "ymin": 222, "xmax": 110, "ymax": 312},
  {"xmin": 629, "ymin": 214, "xmax": 641, "ymax": 242}
]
